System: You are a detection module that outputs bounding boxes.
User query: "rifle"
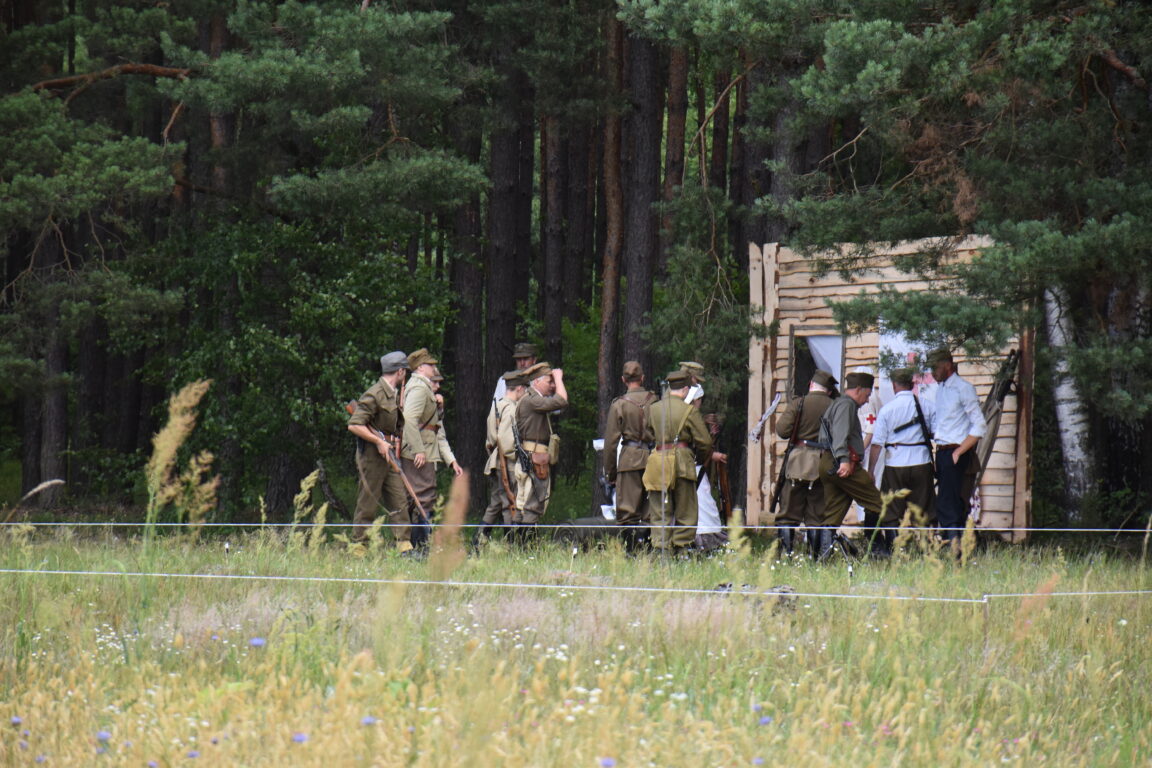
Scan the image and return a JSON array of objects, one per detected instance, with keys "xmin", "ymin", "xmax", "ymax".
[
  {"xmin": 511, "ymin": 419, "xmax": 532, "ymax": 475},
  {"xmin": 345, "ymin": 400, "xmax": 431, "ymax": 525}
]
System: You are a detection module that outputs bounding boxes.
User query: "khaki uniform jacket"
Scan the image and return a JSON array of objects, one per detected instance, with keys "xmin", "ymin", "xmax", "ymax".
[
  {"xmin": 603, "ymin": 389, "xmax": 658, "ymax": 479},
  {"xmin": 347, "ymin": 376, "xmax": 408, "ymax": 440},
  {"xmin": 775, "ymin": 391, "xmax": 833, "ymax": 482},
  {"xmin": 484, "ymin": 396, "xmax": 518, "ymax": 474},
  {"xmin": 516, "ymin": 388, "xmax": 568, "ymax": 447},
  {"xmin": 642, "ymin": 394, "xmax": 712, "ymax": 481},
  {"xmin": 820, "ymin": 396, "xmax": 865, "ymax": 465},
  {"xmin": 401, "ymin": 373, "xmax": 455, "ymax": 464}
]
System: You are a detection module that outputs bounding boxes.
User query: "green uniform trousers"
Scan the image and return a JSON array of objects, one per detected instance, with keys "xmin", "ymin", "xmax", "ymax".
[
  {"xmin": 401, "ymin": 457, "xmax": 437, "ymax": 523},
  {"xmin": 881, "ymin": 464, "xmax": 936, "ymax": 525},
  {"xmin": 777, "ymin": 480, "xmax": 825, "ymax": 526},
  {"xmin": 613, "ymin": 469, "xmax": 648, "ymax": 526},
  {"xmin": 649, "ymin": 478, "xmax": 697, "ymax": 550},
  {"xmin": 818, "ymin": 452, "xmax": 884, "ymax": 527},
  {"xmin": 482, "ymin": 468, "xmax": 516, "ymax": 525},
  {"xmin": 354, "ymin": 447, "xmax": 410, "ymax": 543},
  {"xmin": 513, "ymin": 464, "xmax": 550, "ymax": 524}
]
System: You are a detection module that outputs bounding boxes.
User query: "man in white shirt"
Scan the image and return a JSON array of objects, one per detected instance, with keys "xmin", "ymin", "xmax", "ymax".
[
  {"xmin": 926, "ymin": 348, "xmax": 986, "ymax": 542},
  {"xmin": 868, "ymin": 368, "xmax": 937, "ymax": 551}
]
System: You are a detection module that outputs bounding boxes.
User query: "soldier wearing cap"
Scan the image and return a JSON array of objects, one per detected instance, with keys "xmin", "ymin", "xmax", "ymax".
[
  {"xmin": 679, "ymin": 361, "xmax": 706, "ymax": 386},
  {"xmin": 926, "ymin": 347, "xmax": 985, "ymax": 543},
  {"xmin": 513, "ymin": 362, "xmax": 568, "ymax": 528},
  {"xmin": 867, "ymin": 368, "xmax": 937, "ymax": 552},
  {"xmin": 347, "ymin": 351, "xmax": 417, "ymax": 552},
  {"xmin": 816, "ymin": 371, "xmax": 885, "ymax": 559},
  {"xmin": 603, "ymin": 361, "xmax": 659, "ymax": 550},
  {"xmin": 493, "ymin": 342, "xmax": 539, "ymax": 402},
  {"xmin": 774, "ymin": 369, "xmax": 837, "ymax": 555},
  {"xmin": 401, "ymin": 349, "xmax": 462, "ymax": 545},
  {"xmin": 478, "ymin": 370, "xmax": 530, "ymax": 542},
  {"xmin": 642, "ymin": 370, "xmax": 713, "ymax": 554}
]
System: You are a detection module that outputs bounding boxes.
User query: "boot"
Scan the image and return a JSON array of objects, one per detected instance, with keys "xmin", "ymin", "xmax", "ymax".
[
  {"xmin": 815, "ymin": 528, "xmax": 836, "ymax": 562},
  {"xmin": 806, "ymin": 528, "xmax": 822, "ymax": 560},
  {"xmin": 868, "ymin": 527, "xmax": 892, "ymax": 559},
  {"xmin": 778, "ymin": 525, "xmax": 796, "ymax": 556}
]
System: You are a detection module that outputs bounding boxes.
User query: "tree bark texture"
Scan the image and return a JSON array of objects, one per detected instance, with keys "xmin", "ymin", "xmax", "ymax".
[
  {"xmin": 542, "ymin": 115, "xmax": 566, "ymax": 365},
  {"xmin": 661, "ymin": 46, "xmax": 688, "ymax": 271},
  {"xmin": 1044, "ymin": 288, "xmax": 1093, "ymax": 520}
]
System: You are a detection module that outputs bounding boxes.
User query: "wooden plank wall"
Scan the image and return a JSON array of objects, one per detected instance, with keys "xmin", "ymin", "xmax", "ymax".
[{"xmin": 744, "ymin": 237, "xmax": 1033, "ymax": 540}]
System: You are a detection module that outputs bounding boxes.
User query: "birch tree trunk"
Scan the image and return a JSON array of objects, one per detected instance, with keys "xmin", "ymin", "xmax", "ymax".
[{"xmin": 1044, "ymin": 287, "xmax": 1094, "ymax": 520}]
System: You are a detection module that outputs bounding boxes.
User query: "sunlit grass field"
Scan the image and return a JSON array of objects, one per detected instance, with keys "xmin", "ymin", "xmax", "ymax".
[{"xmin": 1, "ymin": 523, "xmax": 1149, "ymax": 767}]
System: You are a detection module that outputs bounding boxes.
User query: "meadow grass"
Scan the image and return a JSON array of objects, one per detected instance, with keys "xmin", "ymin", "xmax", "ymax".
[{"xmin": 0, "ymin": 527, "xmax": 1149, "ymax": 767}]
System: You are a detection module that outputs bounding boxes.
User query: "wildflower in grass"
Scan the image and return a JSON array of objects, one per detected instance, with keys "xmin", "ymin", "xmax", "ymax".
[
  {"xmin": 752, "ymin": 704, "xmax": 762, "ymax": 712},
  {"xmin": 35, "ymin": 756, "xmax": 47, "ymax": 764},
  {"xmin": 361, "ymin": 716, "xmax": 378, "ymax": 726},
  {"xmin": 599, "ymin": 759, "xmax": 616, "ymax": 767},
  {"xmin": 96, "ymin": 730, "xmax": 111, "ymax": 742},
  {"xmin": 19, "ymin": 740, "xmax": 28, "ymax": 750},
  {"xmin": 292, "ymin": 732, "xmax": 308, "ymax": 743},
  {"xmin": 759, "ymin": 716, "xmax": 773, "ymax": 726},
  {"xmin": 753, "ymin": 759, "xmax": 765, "ymax": 766},
  {"xmin": 11, "ymin": 716, "xmax": 22, "ymax": 726},
  {"xmin": 188, "ymin": 750, "xmax": 200, "ymax": 758},
  {"xmin": 249, "ymin": 637, "xmax": 266, "ymax": 647}
]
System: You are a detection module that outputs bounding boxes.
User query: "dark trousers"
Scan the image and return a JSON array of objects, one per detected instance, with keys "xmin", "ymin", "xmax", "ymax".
[
  {"xmin": 935, "ymin": 449, "xmax": 971, "ymax": 540},
  {"xmin": 880, "ymin": 464, "xmax": 936, "ymax": 525}
]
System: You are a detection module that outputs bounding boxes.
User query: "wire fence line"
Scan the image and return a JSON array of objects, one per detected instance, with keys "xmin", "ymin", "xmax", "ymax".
[
  {"xmin": 1, "ymin": 521, "xmax": 1150, "ymax": 535},
  {"xmin": 0, "ymin": 567, "xmax": 1149, "ymax": 606}
]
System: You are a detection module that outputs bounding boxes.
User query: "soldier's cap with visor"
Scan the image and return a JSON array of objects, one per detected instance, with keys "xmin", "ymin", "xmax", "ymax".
[
  {"xmin": 678, "ymin": 361, "xmax": 706, "ymax": 382},
  {"xmin": 502, "ymin": 369, "xmax": 527, "ymax": 387},
  {"xmin": 512, "ymin": 342, "xmax": 539, "ymax": 359},
  {"xmin": 380, "ymin": 351, "xmax": 410, "ymax": 374},
  {"xmin": 926, "ymin": 347, "xmax": 954, "ymax": 366},
  {"xmin": 811, "ymin": 369, "xmax": 837, "ymax": 389},
  {"xmin": 665, "ymin": 369, "xmax": 692, "ymax": 388},
  {"xmin": 407, "ymin": 348, "xmax": 438, "ymax": 370},
  {"xmin": 520, "ymin": 361, "xmax": 553, "ymax": 382},
  {"xmin": 622, "ymin": 360, "xmax": 644, "ymax": 381},
  {"xmin": 844, "ymin": 371, "xmax": 875, "ymax": 390},
  {"xmin": 890, "ymin": 367, "xmax": 915, "ymax": 388}
]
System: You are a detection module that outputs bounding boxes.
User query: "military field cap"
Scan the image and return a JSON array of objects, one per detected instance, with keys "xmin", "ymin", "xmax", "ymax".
[
  {"xmin": 678, "ymin": 360, "xmax": 706, "ymax": 382},
  {"xmin": 666, "ymin": 370, "xmax": 691, "ymax": 388},
  {"xmin": 845, "ymin": 371, "xmax": 875, "ymax": 389},
  {"xmin": 380, "ymin": 351, "xmax": 410, "ymax": 374},
  {"xmin": 811, "ymin": 369, "xmax": 837, "ymax": 389},
  {"xmin": 927, "ymin": 347, "xmax": 953, "ymax": 365},
  {"xmin": 512, "ymin": 342, "xmax": 539, "ymax": 359},
  {"xmin": 501, "ymin": 369, "xmax": 526, "ymax": 387},
  {"xmin": 622, "ymin": 360, "xmax": 644, "ymax": 381},
  {"xmin": 521, "ymin": 361, "xmax": 552, "ymax": 381},
  {"xmin": 408, "ymin": 348, "xmax": 438, "ymax": 370},
  {"xmin": 890, "ymin": 368, "xmax": 915, "ymax": 387}
]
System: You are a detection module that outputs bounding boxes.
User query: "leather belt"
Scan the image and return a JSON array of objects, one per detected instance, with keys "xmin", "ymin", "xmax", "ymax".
[
  {"xmin": 654, "ymin": 441, "xmax": 691, "ymax": 451},
  {"xmin": 621, "ymin": 439, "xmax": 650, "ymax": 448},
  {"xmin": 792, "ymin": 439, "xmax": 827, "ymax": 449},
  {"xmin": 936, "ymin": 443, "xmax": 959, "ymax": 451}
]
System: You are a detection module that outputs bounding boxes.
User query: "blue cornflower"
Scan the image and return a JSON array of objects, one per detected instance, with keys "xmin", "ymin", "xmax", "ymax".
[
  {"xmin": 11, "ymin": 716, "xmax": 22, "ymax": 726},
  {"xmin": 249, "ymin": 637, "xmax": 266, "ymax": 647},
  {"xmin": 187, "ymin": 750, "xmax": 200, "ymax": 758},
  {"xmin": 759, "ymin": 715, "xmax": 773, "ymax": 726},
  {"xmin": 292, "ymin": 732, "xmax": 308, "ymax": 743},
  {"xmin": 752, "ymin": 759, "xmax": 765, "ymax": 766},
  {"xmin": 361, "ymin": 716, "xmax": 378, "ymax": 726},
  {"xmin": 600, "ymin": 759, "xmax": 616, "ymax": 768},
  {"xmin": 752, "ymin": 703, "xmax": 763, "ymax": 712},
  {"xmin": 96, "ymin": 730, "xmax": 112, "ymax": 742}
]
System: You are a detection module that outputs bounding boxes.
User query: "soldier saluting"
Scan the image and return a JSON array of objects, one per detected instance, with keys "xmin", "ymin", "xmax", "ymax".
[{"xmin": 513, "ymin": 362, "xmax": 568, "ymax": 532}]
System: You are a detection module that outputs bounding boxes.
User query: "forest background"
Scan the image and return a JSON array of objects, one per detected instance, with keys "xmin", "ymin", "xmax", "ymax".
[{"xmin": 2, "ymin": 0, "xmax": 1149, "ymax": 528}]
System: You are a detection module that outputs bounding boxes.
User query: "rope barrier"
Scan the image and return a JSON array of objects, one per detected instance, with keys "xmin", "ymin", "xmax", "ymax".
[
  {"xmin": 0, "ymin": 521, "xmax": 1149, "ymax": 534},
  {"xmin": 0, "ymin": 567, "xmax": 1149, "ymax": 605}
]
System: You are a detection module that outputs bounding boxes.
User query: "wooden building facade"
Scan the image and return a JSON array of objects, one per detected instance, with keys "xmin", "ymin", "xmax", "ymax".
[{"xmin": 745, "ymin": 237, "xmax": 1034, "ymax": 541}]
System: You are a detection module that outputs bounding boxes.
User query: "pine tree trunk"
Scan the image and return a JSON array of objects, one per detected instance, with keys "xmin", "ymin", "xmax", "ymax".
[
  {"xmin": 596, "ymin": 17, "xmax": 626, "ymax": 510},
  {"xmin": 661, "ymin": 45, "xmax": 688, "ymax": 270},
  {"xmin": 542, "ymin": 115, "xmax": 566, "ymax": 365},
  {"xmin": 709, "ymin": 68, "xmax": 730, "ymax": 191},
  {"xmin": 564, "ymin": 121, "xmax": 592, "ymax": 323},
  {"xmin": 1044, "ymin": 288, "xmax": 1094, "ymax": 521},
  {"xmin": 40, "ymin": 319, "xmax": 67, "ymax": 507},
  {"xmin": 485, "ymin": 81, "xmax": 525, "ymax": 383},
  {"xmin": 621, "ymin": 33, "xmax": 662, "ymax": 375}
]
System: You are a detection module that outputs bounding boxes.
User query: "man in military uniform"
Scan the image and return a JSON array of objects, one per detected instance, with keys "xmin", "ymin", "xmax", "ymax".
[
  {"xmin": 774, "ymin": 369, "xmax": 837, "ymax": 555},
  {"xmin": 478, "ymin": 370, "xmax": 529, "ymax": 542},
  {"xmin": 679, "ymin": 360, "xmax": 706, "ymax": 387},
  {"xmin": 400, "ymin": 349, "xmax": 463, "ymax": 546},
  {"xmin": 603, "ymin": 361, "xmax": 658, "ymax": 551},
  {"xmin": 346, "ymin": 351, "xmax": 418, "ymax": 552},
  {"xmin": 492, "ymin": 342, "xmax": 539, "ymax": 402},
  {"xmin": 642, "ymin": 370, "xmax": 712, "ymax": 554},
  {"xmin": 817, "ymin": 371, "xmax": 885, "ymax": 559},
  {"xmin": 868, "ymin": 368, "xmax": 937, "ymax": 538},
  {"xmin": 514, "ymin": 362, "xmax": 568, "ymax": 529}
]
